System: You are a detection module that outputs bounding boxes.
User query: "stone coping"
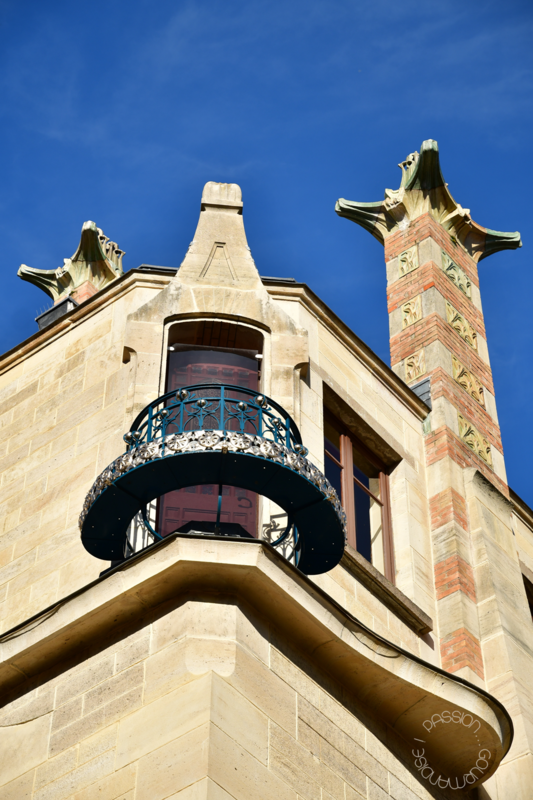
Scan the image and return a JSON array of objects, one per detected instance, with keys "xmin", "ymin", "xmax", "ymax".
[
  {"xmin": 261, "ymin": 280, "xmax": 430, "ymax": 421},
  {"xmin": 0, "ymin": 534, "xmax": 512, "ymax": 788},
  {"xmin": 3, "ymin": 268, "xmax": 429, "ymax": 425},
  {"xmin": 0, "ymin": 267, "xmax": 174, "ymax": 374},
  {"xmin": 510, "ymin": 487, "xmax": 533, "ymax": 533},
  {"xmin": 341, "ymin": 545, "xmax": 433, "ymax": 635}
]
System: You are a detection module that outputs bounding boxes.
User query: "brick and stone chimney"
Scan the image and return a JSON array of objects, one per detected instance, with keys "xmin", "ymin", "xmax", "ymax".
[
  {"xmin": 336, "ymin": 139, "xmax": 522, "ymax": 686},
  {"xmin": 18, "ymin": 220, "xmax": 125, "ymax": 315}
]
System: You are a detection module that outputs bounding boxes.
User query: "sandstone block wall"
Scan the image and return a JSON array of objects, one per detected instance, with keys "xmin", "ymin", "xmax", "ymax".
[
  {"xmin": 0, "ymin": 599, "xmax": 445, "ymax": 800},
  {"xmin": 265, "ymin": 286, "xmax": 435, "ymax": 638},
  {"xmin": 0, "ymin": 274, "xmax": 171, "ymax": 633}
]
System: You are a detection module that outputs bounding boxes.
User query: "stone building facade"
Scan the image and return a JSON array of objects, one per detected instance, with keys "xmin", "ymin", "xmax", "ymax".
[{"xmin": 0, "ymin": 141, "xmax": 531, "ymax": 799}]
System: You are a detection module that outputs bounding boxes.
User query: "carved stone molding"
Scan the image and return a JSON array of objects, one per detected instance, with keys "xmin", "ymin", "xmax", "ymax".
[
  {"xmin": 452, "ymin": 356, "xmax": 485, "ymax": 406},
  {"xmin": 200, "ymin": 241, "xmax": 237, "ymax": 281},
  {"xmin": 398, "ymin": 245, "xmax": 418, "ymax": 277},
  {"xmin": 405, "ymin": 349, "xmax": 426, "ymax": 383},
  {"xmin": 401, "ymin": 295, "xmax": 422, "ymax": 329},
  {"xmin": 441, "ymin": 252, "xmax": 471, "ymax": 299},
  {"xmin": 446, "ymin": 301, "xmax": 477, "ymax": 350},
  {"xmin": 335, "ymin": 139, "xmax": 522, "ymax": 263},
  {"xmin": 458, "ymin": 413, "xmax": 492, "ymax": 466}
]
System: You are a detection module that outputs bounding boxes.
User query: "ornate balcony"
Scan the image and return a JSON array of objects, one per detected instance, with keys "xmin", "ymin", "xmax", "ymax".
[{"xmin": 79, "ymin": 384, "xmax": 347, "ymax": 574}]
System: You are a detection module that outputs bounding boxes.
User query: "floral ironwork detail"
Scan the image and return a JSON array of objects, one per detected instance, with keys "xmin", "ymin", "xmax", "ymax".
[
  {"xmin": 79, "ymin": 429, "xmax": 347, "ymax": 536},
  {"xmin": 452, "ymin": 356, "xmax": 485, "ymax": 406},
  {"xmin": 123, "ymin": 383, "xmax": 302, "ymax": 454},
  {"xmin": 441, "ymin": 252, "xmax": 472, "ymax": 299},
  {"xmin": 458, "ymin": 413, "xmax": 492, "ymax": 466},
  {"xmin": 445, "ymin": 302, "xmax": 477, "ymax": 350}
]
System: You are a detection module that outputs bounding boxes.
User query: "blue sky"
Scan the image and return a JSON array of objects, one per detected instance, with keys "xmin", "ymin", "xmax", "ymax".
[{"xmin": 1, "ymin": 0, "xmax": 532, "ymax": 502}]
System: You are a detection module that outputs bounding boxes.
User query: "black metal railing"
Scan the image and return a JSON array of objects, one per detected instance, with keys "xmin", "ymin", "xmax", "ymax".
[
  {"xmin": 80, "ymin": 383, "xmax": 346, "ymax": 574},
  {"xmin": 124, "ymin": 384, "xmax": 307, "ymax": 456}
]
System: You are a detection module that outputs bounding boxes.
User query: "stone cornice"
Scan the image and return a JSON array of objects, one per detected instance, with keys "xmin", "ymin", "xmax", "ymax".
[
  {"xmin": 341, "ymin": 545, "xmax": 433, "ymax": 635},
  {"xmin": 510, "ymin": 488, "xmax": 533, "ymax": 532},
  {"xmin": 0, "ymin": 535, "xmax": 512, "ymax": 788},
  {"xmin": 0, "ymin": 268, "xmax": 174, "ymax": 377},
  {"xmin": 263, "ymin": 280, "xmax": 430, "ymax": 421}
]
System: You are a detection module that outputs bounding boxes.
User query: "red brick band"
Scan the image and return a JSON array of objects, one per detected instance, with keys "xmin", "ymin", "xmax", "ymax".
[
  {"xmin": 430, "ymin": 490, "xmax": 468, "ymax": 533},
  {"xmin": 387, "ymin": 262, "xmax": 485, "ymax": 336},
  {"xmin": 440, "ymin": 627, "xmax": 484, "ymax": 679},
  {"xmin": 429, "ymin": 368, "xmax": 502, "ymax": 451},
  {"xmin": 384, "ymin": 214, "xmax": 480, "ymax": 286},
  {"xmin": 425, "ymin": 426, "xmax": 508, "ymax": 496},
  {"xmin": 390, "ymin": 314, "xmax": 494, "ymax": 394}
]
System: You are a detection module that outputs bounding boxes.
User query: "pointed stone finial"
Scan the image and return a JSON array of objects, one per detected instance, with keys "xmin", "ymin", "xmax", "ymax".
[
  {"xmin": 335, "ymin": 139, "xmax": 521, "ymax": 262},
  {"xmin": 177, "ymin": 182, "xmax": 261, "ymax": 288},
  {"xmin": 18, "ymin": 221, "xmax": 125, "ymax": 304}
]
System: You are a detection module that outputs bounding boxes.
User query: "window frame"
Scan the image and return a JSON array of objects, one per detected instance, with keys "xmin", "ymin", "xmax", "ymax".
[
  {"xmin": 157, "ymin": 319, "xmax": 265, "ymax": 539},
  {"xmin": 324, "ymin": 409, "xmax": 395, "ymax": 584}
]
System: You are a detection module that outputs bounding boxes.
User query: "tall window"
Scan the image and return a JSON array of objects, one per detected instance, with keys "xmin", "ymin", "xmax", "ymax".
[
  {"xmin": 324, "ymin": 410, "xmax": 395, "ymax": 583},
  {"xmin": 158, "ymin": 320, "xmax": 263, "ymax": 538}
]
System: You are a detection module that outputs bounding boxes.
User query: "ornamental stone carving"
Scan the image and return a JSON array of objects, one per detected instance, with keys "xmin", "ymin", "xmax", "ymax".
[
  {"xmin": 398, "ymin": 245, "xmax": 419, "ymax": 277},
  {"xmin": 446, "ymin": 301, "xmax": 477, "ymax": 350},
  {"xmin": 335, "ymin": 139, "xmax": 521, "ymax": 263},
  {"xmin": 452, "ymin": 356, "xmax": 485, "ymax": 406},
  {"xmin": 458, "ymin": 413, "xmax": 492, "ymax": 466},
  {"xmin": 405, "ymin": 349, "xmax": 426, "ymax": 383},
  {"xmin": 401, "ymin": 295, "xmax": 422, "ymax": 329},
  {"xmin": 441, "ymin": 251, "xmax": 471, "ymax": 298},
  {"xmin": 18, "ymin": 221, "xmax": 124, "ymax": 304}
]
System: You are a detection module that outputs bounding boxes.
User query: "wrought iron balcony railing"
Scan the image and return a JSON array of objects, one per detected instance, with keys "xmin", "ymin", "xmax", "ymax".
[
  {"xmin": 125, "ymin": 383, "xmax": 304, "ymax": 453},
  {"xmin": 79, "ymin": 384, "xmax": 347, "ymax": 575}
]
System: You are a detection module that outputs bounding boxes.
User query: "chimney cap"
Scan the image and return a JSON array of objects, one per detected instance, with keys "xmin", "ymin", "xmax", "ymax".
[{"xmin": 201, "ymin": 182, "xmax": 243, "ymax": 212}]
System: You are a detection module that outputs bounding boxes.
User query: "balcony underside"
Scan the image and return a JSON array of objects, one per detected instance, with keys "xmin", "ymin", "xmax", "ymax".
[
  {"xmin": 0, "ymin": 536, "xmax": 512, "ymax": 790},
  {"xmin": 80, "ymin": 433, "xmax": 346, "ymax": 575}
]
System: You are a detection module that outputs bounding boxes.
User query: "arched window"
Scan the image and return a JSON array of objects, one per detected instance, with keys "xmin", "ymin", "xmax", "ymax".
[{"xmin": 158, "ymin": 320, "xmax": 263, "ymax": 538}]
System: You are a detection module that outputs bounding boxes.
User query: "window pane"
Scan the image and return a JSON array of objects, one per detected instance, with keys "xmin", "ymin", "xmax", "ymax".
[
  {"xmin": 324, "ymin": 419, "xmax": 341, "ymax": 457},
  {"xmin": 353, "ymin": 481, "xmax": 372, "ymax": 562},
  {"xmin": 369, "ymin": 478, "xmax": 384, "ymax": 572},
  {"xmin": 352, "ymin": 444, "xmax": 380, "ymax": 479},
  {"xmin": 167, "ymin": 349, "xmax": 258, "ymax": 392},
  {"xmin": 325, "ymin": 455, "xmax": 342, "ymax": 503}
]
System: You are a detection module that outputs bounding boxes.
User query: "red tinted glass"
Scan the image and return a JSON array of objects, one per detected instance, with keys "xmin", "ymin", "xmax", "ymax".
[
  {"xmin": 160, "ymin": 485, "xmax": 256, "ymax": 537},
  {"xmin": 166, "ymin": 348, "xmax": 258, "ymax": 392},
  {"xmin": 159, "ymin": 342, "xmax": 259, "ymax": 537}
]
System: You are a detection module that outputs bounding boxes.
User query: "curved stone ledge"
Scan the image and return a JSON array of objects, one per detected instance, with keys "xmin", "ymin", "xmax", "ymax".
[{"xmin": 0, "ymin": 536, "xmax": 512, "ymax": 789}]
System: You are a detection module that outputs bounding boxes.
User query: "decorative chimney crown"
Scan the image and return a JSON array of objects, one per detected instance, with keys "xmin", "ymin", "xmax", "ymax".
[
  {"xmin": 201, "ymin": 182, "xmax": 243, "ymax": 212},
  {"xmin": 18, "ymin": 220, "xmax": 125, "ymax": 304},
  {"xmin": 335, "ymin": 139, "xmax": 521, "ymax": 262}
]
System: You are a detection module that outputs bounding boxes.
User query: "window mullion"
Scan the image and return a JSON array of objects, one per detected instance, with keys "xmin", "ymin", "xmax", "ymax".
[
  {"xmin": 352, "ymin": 474, "xmax": 383, "ymax": 505},
  {"xmin": 340, "ymin": 434, "xmax": 356, "ymax": 551},
  {"xmin": 380, "ymin": 472, "xmax": 395, "ymax": 584}
]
